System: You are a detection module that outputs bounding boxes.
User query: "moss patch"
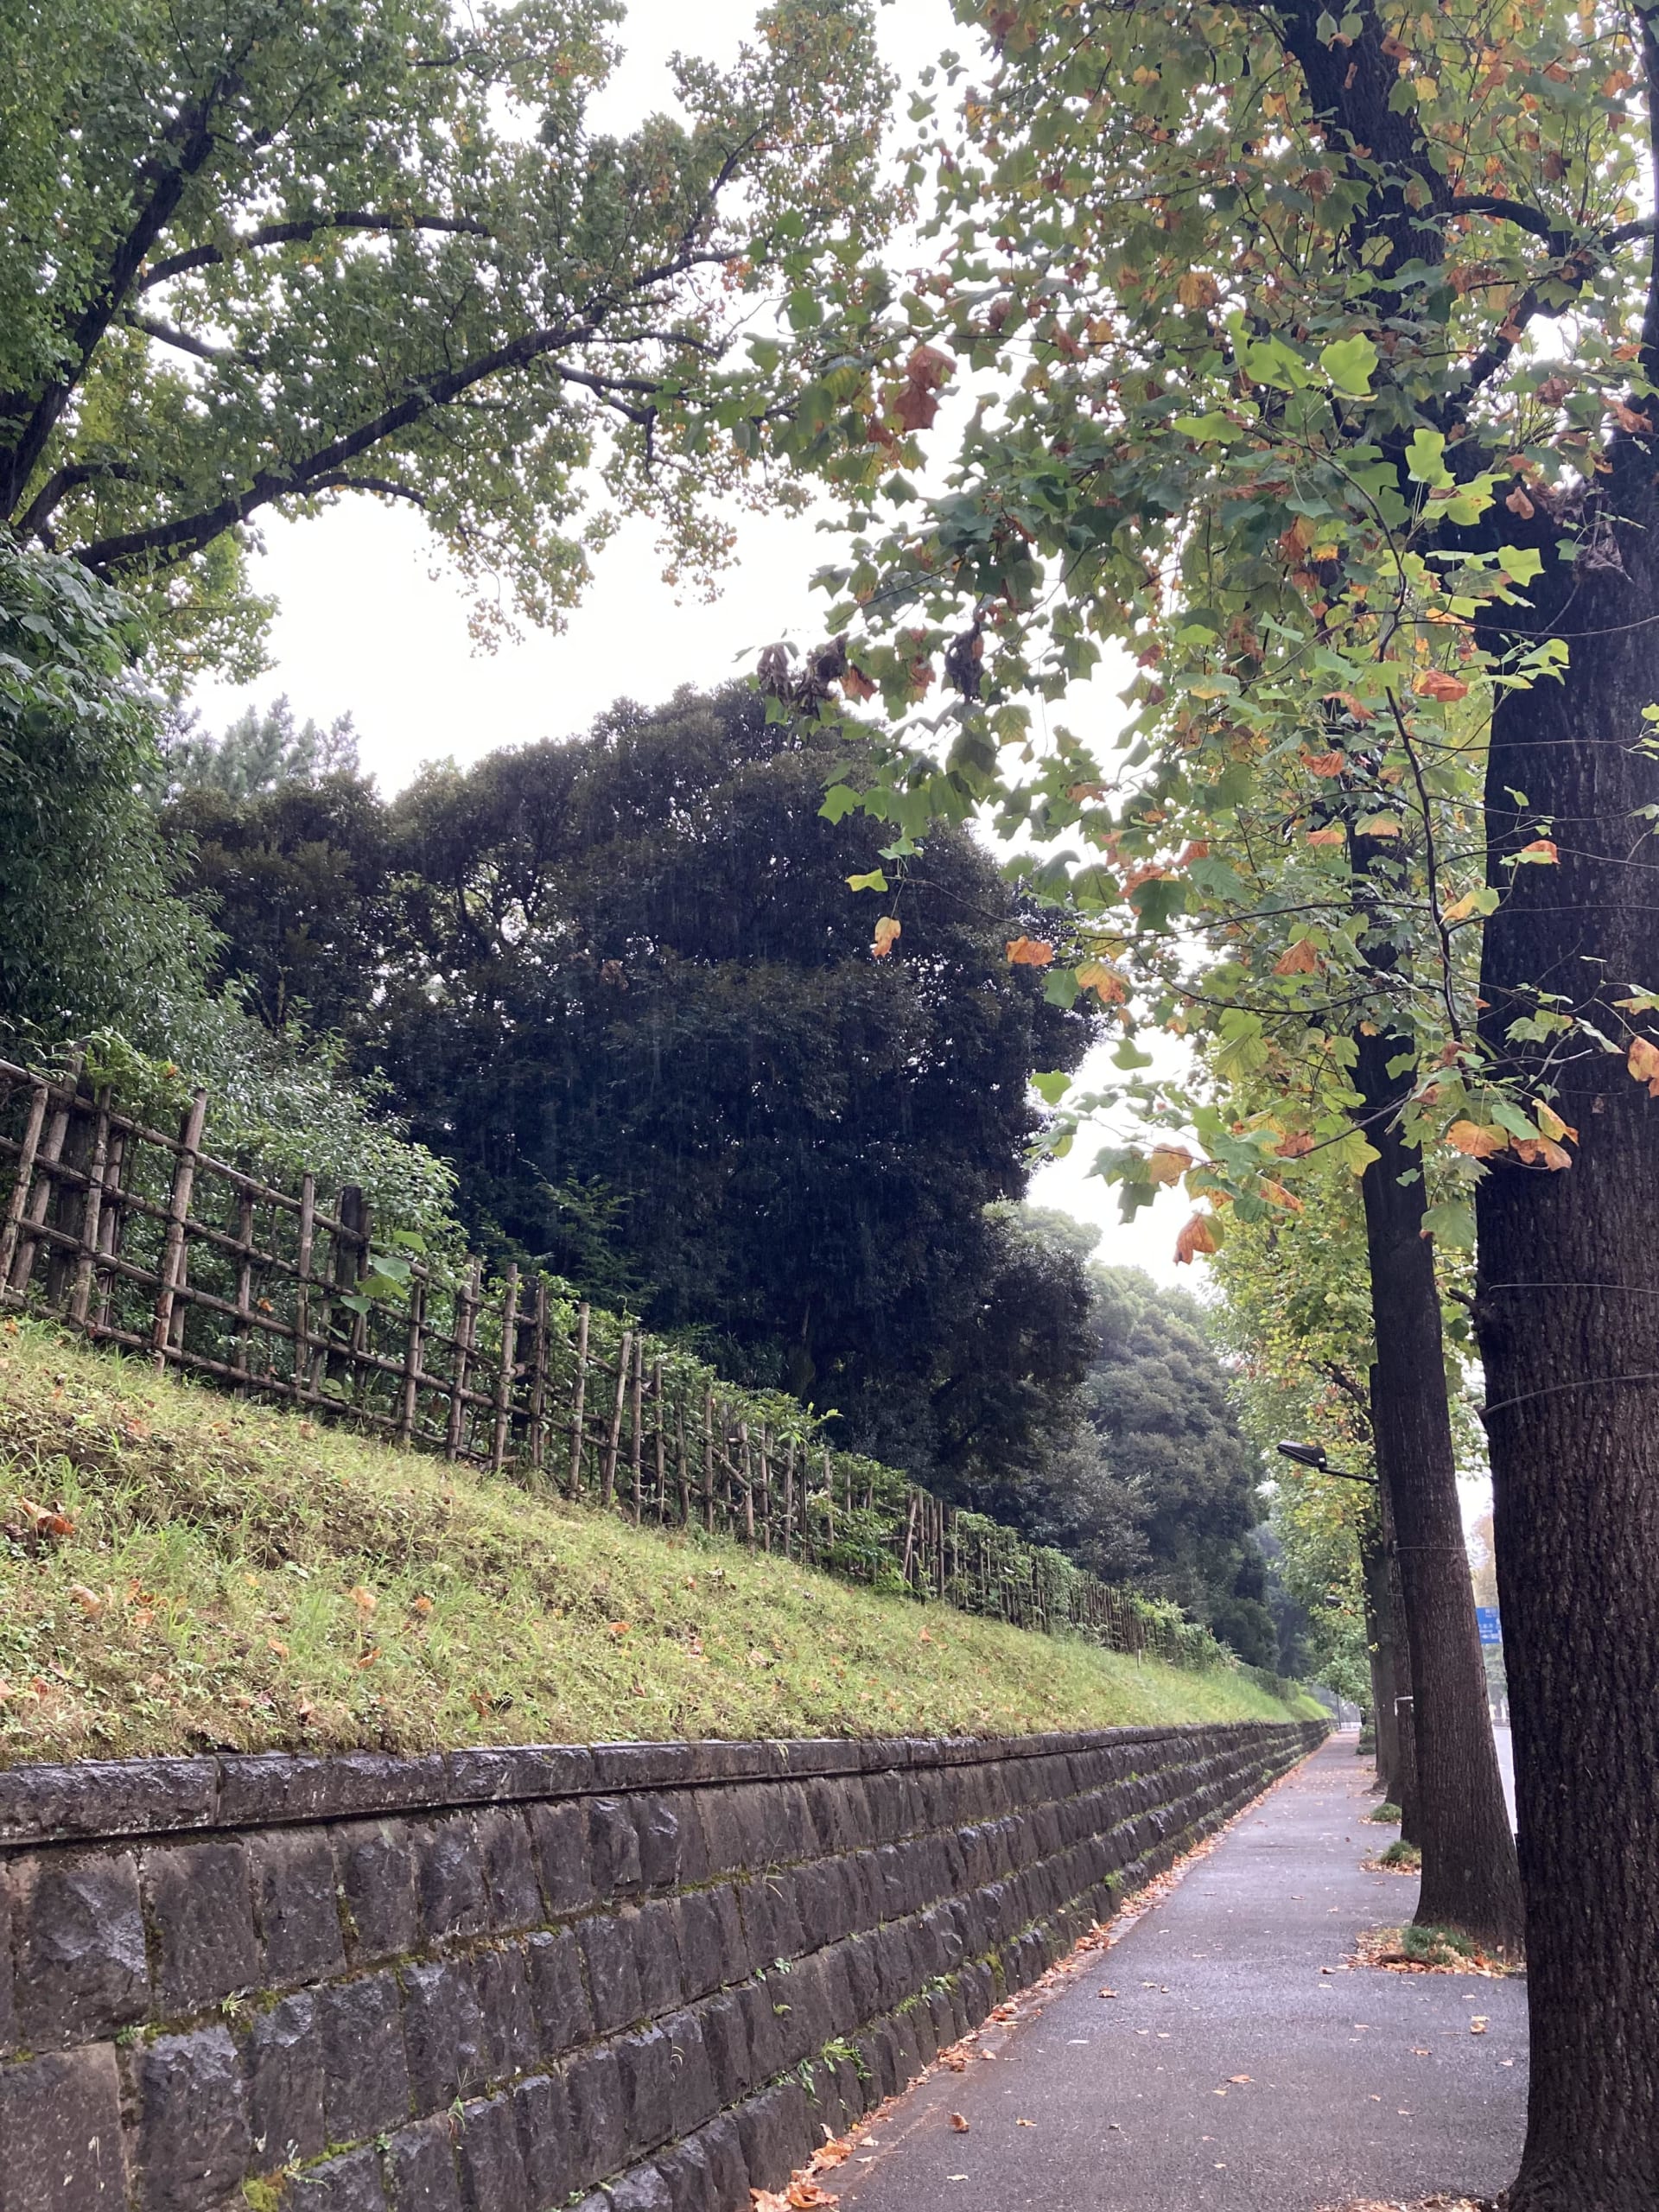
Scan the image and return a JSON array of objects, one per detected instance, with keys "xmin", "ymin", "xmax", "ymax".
[{"xmin": 0, "ymin": 1319, "xmax": 1311, "ymax": 1763}]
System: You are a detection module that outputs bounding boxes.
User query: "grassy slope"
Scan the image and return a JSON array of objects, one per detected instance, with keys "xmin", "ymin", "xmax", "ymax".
[{"xmin": 0, "ymin": 1320, "xmax": 1314, "ymax": 1765}]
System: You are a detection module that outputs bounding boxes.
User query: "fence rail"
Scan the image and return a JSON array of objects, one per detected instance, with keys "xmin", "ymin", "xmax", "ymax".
[{"xmin": 0, "ymin": 1058, "xmax": 1261, "ymax": 1677}]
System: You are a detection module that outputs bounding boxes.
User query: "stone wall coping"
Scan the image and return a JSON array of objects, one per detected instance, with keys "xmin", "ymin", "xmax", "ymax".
[{"xmin": 0, "ymin": 1719, "xmax": 1306, "ymax": 1852}]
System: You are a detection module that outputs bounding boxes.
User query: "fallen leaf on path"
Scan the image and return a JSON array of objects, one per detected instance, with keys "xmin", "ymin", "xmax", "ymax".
[
  {"xmin": 949, "ymin": 2113, "xmax": 969, "ymax": 2133},
  {"xmin": 1016, "ymin": 2118, "xmax": 1035, "ymax": 2127}
]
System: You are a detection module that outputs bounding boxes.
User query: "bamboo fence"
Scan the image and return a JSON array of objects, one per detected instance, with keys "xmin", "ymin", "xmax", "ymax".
[{"xmin": 0, "ymin": 1058, "xmax": 1242, "ymax": 1673}]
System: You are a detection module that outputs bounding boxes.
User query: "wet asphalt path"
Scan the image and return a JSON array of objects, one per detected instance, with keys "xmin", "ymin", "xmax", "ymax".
[{"xmin": 835, "ymin": 1734, "xmax": 1527, "ymax": 2212}]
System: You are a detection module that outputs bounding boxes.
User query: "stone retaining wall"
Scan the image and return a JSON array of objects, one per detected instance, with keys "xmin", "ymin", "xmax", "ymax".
[{"xmin": 0, "ymin": 1719, "xmax": 1324, "ymax": 2212}]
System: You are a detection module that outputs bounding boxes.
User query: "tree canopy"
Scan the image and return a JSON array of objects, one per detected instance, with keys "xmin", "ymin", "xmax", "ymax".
[
  {"xmin": 0, "ymin": 0, "xmax": 892, "ymax": 671},
  {"xmin": 163, "ymin": 684, "xmax": 1100, "ymax": 1476}
]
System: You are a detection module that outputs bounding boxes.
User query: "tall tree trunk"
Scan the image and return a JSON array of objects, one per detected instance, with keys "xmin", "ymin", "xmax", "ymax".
[
  {"xmin": 1355, "ymin": 1030, "xmax": 1522, "ymax": 1948},
  {"xmin": 1477, "ymin": 457, "xmax": 1659, "ymax": 2211},
  {"xmin": 1358, "ymin": 1513, "xmax": 1401, "ymax": 1802},
  {"xmin": 1379, "ymin": 1482, "xmax": 1421, "ymax": 1846},
  {"xmin": 1361, "ymin": 1490, "xmax": 1420, "ymax": 1834}
]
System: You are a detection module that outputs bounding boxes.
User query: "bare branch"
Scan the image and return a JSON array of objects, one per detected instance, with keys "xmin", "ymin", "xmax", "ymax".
[
  {"xmin": 125, "ymin": 313, "xmax": 257, "ymax": 366},
  {"xmin": 305, "ymin": 474, "xmax": 429, "ymax": 508},
  {"xmin": 139, "ymin": 210, "xmax": 492, "ymax": 291}
]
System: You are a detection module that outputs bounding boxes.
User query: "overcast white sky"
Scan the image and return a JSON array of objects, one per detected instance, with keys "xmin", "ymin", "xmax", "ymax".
[{"xmin": 187, "ymin": 0, "xmax": 1203, "ymax": 1285}]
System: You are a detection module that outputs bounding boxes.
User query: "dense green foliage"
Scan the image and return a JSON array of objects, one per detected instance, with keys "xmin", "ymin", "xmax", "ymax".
[
  {"xmin": 163, "ymin": 686, "xmax": 1099, "ymax": 1474},
  {"xmin": 0, "ymin": 0, "xmax": 892, "ymax": 671},
  {"xmin": 0, "ymin": 537, "xmax": 194, "ymax": 1045},
  {"xmin": 151, "ymin": 694, "xmax": 359, "ymax": 802},
  {"xmin": 801, "ymin": 1197, "xmax": 1279, "ymax": 1664}
]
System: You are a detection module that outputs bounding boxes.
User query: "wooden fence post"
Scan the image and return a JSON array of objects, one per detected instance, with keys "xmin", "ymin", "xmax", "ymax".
[
  {"xmin": 708, "ymin": 1389, "xmax": 721, "ymax": 1530},
  {"xmin": 652, "ymin": 1357, "xmax": 665, "ymax": 1522},
  {"xmin": 489, "ymin": 1265, "xmax": 519, "ymax": 1474},
  {"xmin": 0, "ymin": 1075, "xmax": 50, "ymax": 1289},
  {"xmin": 150, "ymin": 1090, "xmax": 208, "ymax": 1367},
  {"xmin": 629, "ymin": 1334, "xmax": 645, "ymax": 1523},
  {"xmin": 227, "ymin": 1183, "xmax": 256, "ymax": 1386},
  {"xmin": 92, "ymin": 1122, "xmax": 129, "ymax": 1336},
  {"xmin": 7, "ymin": 1058, "xmax": 80, "ymax": 1296},
  {"xmin": 399, "ymin": 1269, "xmax": 427, "ymax": 1445},
  {"xmin": 601, "ymin": 1329, "xmax": 631, "ymax": 1507},
  {"xmin": 528, "ymin": 1281, "xmax": 549, "ymax": 1477},
  {"xmin": 295, "ymin": 1174, "xmax": 317, "ymax": 1397},
  {"xmin": 445, "ymin": 1259, "xmax": 481, "ymax": 1460},
  {"xmin": 67, "ymin": 1090, "xmax": 113, "ymax": 1325},
  {"xmin": 568, "ymin": 1302, "xmax": 590, "ymax": 1496}
]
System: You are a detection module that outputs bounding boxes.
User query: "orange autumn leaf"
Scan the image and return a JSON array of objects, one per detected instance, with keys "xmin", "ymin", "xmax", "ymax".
[
  {"xmin": 893, "ymin": 344, "xmax": 955, "ymax": 433},
  {"xmin": 1613, "ymin": 400, "xmax": 1654, "ymax": 435},
  {"xmin": 1535, "ymin": 1103, "xmax": 1578, "ymax": 1144},
  {"xmin": 70, "ymin": 1583, "xmax": 104, "ymax": 1618},
  {"xmin": 1076, "ymin": 961, "xmax": 1128, "ymax": 1005},
  {"xmin": 1122, "ymin": 861, "xmax": 1174, "ymax": 895},
  {"xmin": 1179, "ymin": 838, "xmax": 1211, "ymax": 865},
  {"xmin": 1505, "ymin": 484, "xmax": 1535, "ymax": 518},
  {"xmin": 1447, "ymin": 1121, "xmax": 1509, "ymax": 1158},
  {"xmin": 1415, "ymin": 669, "xmax": 1470, "ymax": 702},
  {"xmin": 839, "ymin": 666, "xmax": 877, "ymax": 702},
  {"xmin": 1306, "ymin": 823, "xmax": 1346, "ymax": 847},
  {"xmin": 1273, "ymin": 939, "xmax": 1320, "ymax": 976},
  {"xmin": 872, "ymin": 915, "xmax": 901, "ymax": 958},
  {"xmin": 1627, "ymin": 1034, "xmax": 1659, "ymax": 1096},
  {"xmin": 1300, "ymin": 748, "xmax": 1346, "ymax": 777},
  {"xmin": 1274, "ymin": 1130, "xmax": 1316, "ymax": 1158},
  {"xmin": 1174, "ymin": 1211, "xmax": 1222, "ymax": 1265},
  {"xmin": 1322, "ymin": 689, "xmax": 1376, "ymax": 722},
  {"xmin": 1007, "ymin": 936, "xmax": 1056, "ymax": 967},
  {"xmin": 349, "ymin": 1585, "xmax": 378, "ymax": 1615},
  {"xmin": 1513, "ymin": 1136, "xmax": 1573, "ymax": 1171},
  {"xmin": 1516, "ymin": 837, "xmax": 1559, "ymax": 864},
  {"xmin": 1262, "ymin": 1180, "xmax": 1304, "ymax": 1212},
  {"xmin": 1146, "ymin": 1144, "xmax": 1193, "ymax": 1186}
]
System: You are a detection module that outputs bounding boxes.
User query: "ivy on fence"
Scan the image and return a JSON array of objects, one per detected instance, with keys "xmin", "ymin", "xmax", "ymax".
[{"xmin": 0, "ymin": 1058, "xmax": 1275, "ymax": 1683}]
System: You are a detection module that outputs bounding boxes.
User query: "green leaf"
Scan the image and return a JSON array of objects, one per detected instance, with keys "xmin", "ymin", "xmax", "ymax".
[
  {"xmin": 1031, "ymin": 1069, "xmax": 1072, "ymax": 1103},
  {"xmin": 1319, "ymin": 334, "xmax": 1378, "ymax": 397},
  {"xmin": 1419, "ymin": 1200, "xmax": 1477, "ymax": 1249},
  {"xmin": 820, "ymin": 785, "xmax": 861, "ymax": 823},
  {"xmin": 1497, "ymin": 543, "xmax": 1544, "ymax": 584},
  {"xmin": 845, "ymin": 868, "xmax": 888, "ymax": 892},
  {"xmin": 1404, "ymin": 427, "xmax": 1452, "ymax": 487}
]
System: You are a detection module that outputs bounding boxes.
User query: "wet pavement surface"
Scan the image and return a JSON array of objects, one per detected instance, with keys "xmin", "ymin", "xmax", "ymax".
[{"xmin": 834, "ymin": 1734, "xmax": 1526, "ymax": 2212}]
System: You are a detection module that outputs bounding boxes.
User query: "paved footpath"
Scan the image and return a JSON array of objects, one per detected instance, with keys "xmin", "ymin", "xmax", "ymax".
[{"xmin": 836, "ymin": 1735, "xmax": 1526, "ymax": 2212}]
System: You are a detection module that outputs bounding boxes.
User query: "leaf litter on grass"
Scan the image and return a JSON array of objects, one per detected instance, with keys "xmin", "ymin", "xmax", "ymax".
[{"xmin": 1352, "ymin": 1926, "xmax": 1522, "ymax": 1977}]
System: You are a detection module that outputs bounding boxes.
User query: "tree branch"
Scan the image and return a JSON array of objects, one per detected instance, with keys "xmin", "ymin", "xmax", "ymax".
[
  {"xmin": 73, "ymin": 323, "xmax": 673, "ymax": 573},
  {"xmin": 125, "ymin": 313, "xmax": 257, "ymax": 366},
  {"xmin": 0, "ymin": 74, "xmax": 238, "ymax": 518},
  {"xmin": 15, "ymin": 460, "xmax": 148, "ymax": 542},
  {"xmin": 305, "ymin": 474, "xmax": 429, "ymax": 507},
  {"xmin": 138, "ymin": 210, "xmax": 492, "ymax": 290}
]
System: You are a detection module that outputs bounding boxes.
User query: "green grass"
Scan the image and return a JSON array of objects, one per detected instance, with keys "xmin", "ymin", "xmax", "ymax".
[
  {"xmin": 1395, "ymin": 1922, "xmax": 1520, "ymax": 1974},
  {"xmin": 1377, "ymin": 1838, "xmax": 1421, "ymax": 1871},
  {"xmin": 1368, "ymin": 1799, "xmax": 1403, "ymax": 1822},
  {"xmin": 0, "ymin": 1319, "xmax": 1312, "ymax": 1764}
]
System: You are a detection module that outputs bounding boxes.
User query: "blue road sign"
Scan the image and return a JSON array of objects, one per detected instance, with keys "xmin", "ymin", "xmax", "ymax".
[{"xmin": 1476, "ymin": 1605, "xmax": 1503, "ymax": 1647}]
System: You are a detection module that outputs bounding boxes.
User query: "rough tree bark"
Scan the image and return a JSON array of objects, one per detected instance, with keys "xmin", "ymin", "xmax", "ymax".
[
  {"xmin": 1476, "ymin": 416, "xmax": 1659, "ymax": 2209},
  {"xmin": 1354, "ymin": 1030, "xmax": 1522, "ymax": 1944},
  {"xmin": 1357, "ymin": 1512, "xmax": 1404, "ymax": 1809}
]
